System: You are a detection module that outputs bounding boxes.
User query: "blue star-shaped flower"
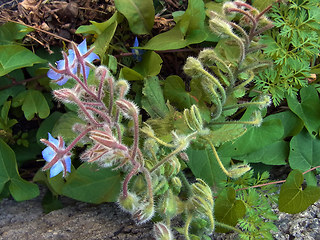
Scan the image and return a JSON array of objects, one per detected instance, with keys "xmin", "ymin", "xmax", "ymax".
[
  {"xmin": 42, "ymin": 133, "xmax": 71, "ymax": 178},
  {"xmin": 131, "ymin": 37, "xmax": 144, "ymax": 62},
  {"xmin": 47, "ymin": 39, "xmax": 99, "ymax": 85}
]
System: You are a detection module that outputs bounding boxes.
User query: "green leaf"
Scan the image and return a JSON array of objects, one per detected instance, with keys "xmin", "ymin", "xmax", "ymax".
[
  {"xmin": 141, "ymin": 0, "xmax": 207, "ymax": 50},
  {"xmin": 114, "ymin": 0, "xmax": 155, "ymax": 34},
  {"xmin": 12, "ymin": 89, "xmax": 50, "ymax": 120},
  {"xmin": 141, "ymin": 76, "xmax": 169, "ymax": 118},
  {"xmin": 0, "ymin": 45, "xmax": 46, "ymax": 76},
  {"xmin": 0, "ymin": 22, "xmax": 32, "ymax": 45},
  {"xmin": 0, "ymin": 139, "xmax": 39, "ymax": 201},
  {"xmin": 36, "ymin": 111, "xmax": 64, "ymax": 146},
  {"xmin": 119, "ymin": 67, "xmax": 144, "ymax": 81},
  {"xmin": 235, "ymin": 141, "xmax": 288, "ymax": 165},
  {"xmin": 214, "ymin": 187, "xmax": 246, "ymax": 233},
  {"xmin": 279, "ymin": 169, "xmax": 320, "ymax": 214},
  {"xmin": 41, "ymin": 190, "xmax": 63, "ymax": 213},
  {"xmin": 76, "ymin": 11, "xmax": 123, "ymax": 35},
  {"xmin": 62, "ymin": 163, "xmax": 122, "ymax": 203},
  {"xmin": 265, "ymin": 110, "xmax": 304, "ymax": 138},
  {"xmin": 287, "ymin": 86, "xmax": 320, "ymax": 137},
  {"xmin": 133, "ymin": 51, "xmax": 163, "ymax": 77},
  {"xmin": 218, "ymin": 119, "xmax": 284, "ymax": 157},
  {"xmin": 93, "ymin": 21, "xmax": 118, "ymax": 58},
  {"xmin": 163, "ymin": 75, "xmax": 197, "ymax": 110},
  {"xmin": 206, "ymin": 124, "xmax": 247, "ymax": 147},
  {"xmin": 289, "ymin": 128, "xmax": 320, "ymax": 171},
  {"xmin": 52, "ymin": 112, "xmax": 85, "ymax": 143},
  {"xmin": 186, "ymin": 147, "xmax": 229, "ymax": 187}
]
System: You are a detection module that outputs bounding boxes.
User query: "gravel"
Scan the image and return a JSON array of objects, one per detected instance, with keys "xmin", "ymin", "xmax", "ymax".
[{"xmin": 1, "ymin": 184, "xmax": 320, "ymax": 240}]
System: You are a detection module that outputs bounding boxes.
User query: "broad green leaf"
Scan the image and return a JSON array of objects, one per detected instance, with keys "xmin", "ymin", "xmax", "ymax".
[
  {"xmin": 41, "ymin": 190, "xmax": 63, "ymax": 213},
  {"xmin": 12, "ymin": 89, "xmax": 50, "ymax": 120},
  {"xmin": 287, "ymin": 86, "xmax": 320, "ymax": 137},
  {"xmin": 279, "ymin": 169, "xmax": 320, "ymax": 214},
  {"xmin": 0, "ymin": 22, "xmax": 32, "ymax": 45},
  {"xmin": 214, "ymin": 188, "xmax": 246, "ymax": 233},
  {"xmin": 93, "ymin": 21, "xmax": 118, "ymax": 58},
  {"xmin": 289, "ymin": 128, "xmax": 320, "ymax": 171},
  {"xmin": 76, "ymin": 11, "xmax": 123, "ymax": 35},
  {"xmin": 0, "ymin": 139, "xmax": 39, "ymax": 201},
  {"xmin": 62, "ymin": 163, "xmax": 122, "ymax": 203},
  {"xmin": 235, "ymin": 141, "xmax": 288, "ymax": 165},
  {"xmin": 0, "ymin": 45, "xmax": 46, "ymax": 76},
  {"xmin": 114, "ymin": 0, "xmax": 155, "ymax": 34},
  {"xmin": 133, "ymin": 51, "xmax": 163, "ymax": 77},
  {"xmin": 9, "ymin": 178, "xmax": 39, "ymax": 202},
  {"xmin": 52, "ymin": 112, "xmax": 85, "ymax": 143},
  {"xmin": 265, "ymin": 110, "xmax": 304, "ymax": 138},
  {"xmin": 119, "ymin": 67, "xmax": 144, "ymax": 81},
  {"xmin": 141, "ymin": 0, "xmax": 207, "ymax": 50},
  {"xmin": 186, "ymin": 147, "xmax": 229, "ymax": 187},
  {"xmin": 36, "ymin": 111, "xmax": 64, "ymax": 146},
  {"xmin": 107, "ymin": 54, "xmax": 118, "ymax": 74},
  {"xmin": 218, "ymin": 119, "xmax": 284, "ymax": 157},
  {"xmin": 164, "ymin": 75, "xmax": 197, "ymax": 110},
  {"xmin": 141, "ymin": 76, "xmax": 169, "ymax": 118}
]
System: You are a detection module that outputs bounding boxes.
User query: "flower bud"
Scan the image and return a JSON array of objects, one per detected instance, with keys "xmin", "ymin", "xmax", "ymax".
[
  {"xmin": 131, "ymin": 174, "xmax": 146, "ymax": 195},
  {"xmin": 191, "ymin": 195, "xmax": 212, "ymax": 215},
  {"xmin": 250, "ymin": 110, "xmax": 263, "ymax": 127},
  {"xmin": 115, "ymin": 79, "xmax": 130, "ymax": 98},
  {"xmin": 133, "ymin": 203, "xmax": 155, "ymax": 224},
  {"xmin": 158, "ymin": 190, "xmax": 177, "ymax": 219},
  {"xmin": 258, "ymin": 95, "xmax": 271, "ymax": 109},
  {"xmin": 53, "ymin": 88, "xmax": 77, "ymax": 104},
  {"xmin": 153, "ymin": 222, "xmax": 173, "ymax": 240},
  {"xmin": 228, "ymin": 163, "xmax": 251, "ymax": 178},
  {"xmin": 170, "ymin": 176, "xmax": 182, "ymax": 195},
  {"xmin": 116, "ymin": 99, "xmax": 139, "ymax": 119},
  {"xmin": 183, "ymin": 57, "xmax": 204, "ymax": 78},
  {"xmin": 143, "ymin": 138, "xmax": 159, "ymax": 157},
  {"xmin": 118, "ymin": 192, "xmax": 140, "ymax": 213},
  {"xmin": 95, "ymin": 65, "xmax": 110, "ymax": 81},
  {"xmin": 164, "ymin": 156, "xmax": 181, "ymax": 177},
  {"xmin": 191, "ymin": 179, "xmax": 214, "ymax": 207},
  {"xmin": 179, "ymin": 152, "xmax": 189, "ymax": 162},
  {"xmin": 222, "ymin": 1, "xmax": 238, "ymax": 17},
  {"xmin": 209, "ymin": 12, "xmax": 234, "ymax": 37}
]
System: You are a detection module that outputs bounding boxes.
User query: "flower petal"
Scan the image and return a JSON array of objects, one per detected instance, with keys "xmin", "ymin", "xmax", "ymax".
[
  {"xmin": 77, "ymin": 39, "xmax": 87, "ymax": 55},
  {"xmin": 65, "ymin": 156, "xmax": 72, "ymax": 173},
  {"xmin": 42, "ymin": 147, "xmax": 55, "ymax": 162},
  {"xmin": 50, "ymin": 161, "xmax": 64, "ymax": 178},
  {"xmin": 85, "ymin": 52, "xmax": 99, "ymax": 63}
]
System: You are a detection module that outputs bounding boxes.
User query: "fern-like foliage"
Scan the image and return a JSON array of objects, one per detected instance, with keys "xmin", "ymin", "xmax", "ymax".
[
  {"xmin": 225, "ymin": 171, "xmax": 279, "ymax": 240},
  {"xmin": 254, "ymin": 0, "xmax": 320, "ymax": 105}
]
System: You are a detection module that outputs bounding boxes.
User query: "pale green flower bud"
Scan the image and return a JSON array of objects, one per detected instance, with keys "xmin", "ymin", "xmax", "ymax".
[
  {"xmin": 153, "ymin": 222, "xmax": 173, "ymax": 240},
  {"xmin": 228, "ymin": 163, "xmax": 251, "ymax": 178},
  {"xmin": 118, "ymin": 192, "xmax": 140, "ymax": 213},
  {"xmin": 115, "ymin": 79, "xmax": 130, "ymax": 98},
  {"xmin": 209, "ymin": 12, "xmax": 234, "ymax": 37},
  {"xmin": 183, "ymin": 57, "xmax": 204, "ymax": 78},
  {"xmin": 170, "ymin": 176, "xmax": 182, "ymax": 194},
  {"xmin": 158, "ymin": 190, "xmax": 177, "ymax": 219}
]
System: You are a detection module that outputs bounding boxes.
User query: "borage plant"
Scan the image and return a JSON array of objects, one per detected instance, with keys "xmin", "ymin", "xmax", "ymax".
[{"xmin": 39, "ymin": 1, "xmax": 314, "ymax": 239}]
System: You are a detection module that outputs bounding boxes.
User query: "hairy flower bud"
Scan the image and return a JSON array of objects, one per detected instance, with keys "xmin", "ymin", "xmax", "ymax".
[
  {"xmin": 153, "ymin": 222, "xmax": 173, "ymax": 240},
  {"xmin": 170, "ymin": 176, "xmax": 182, "ymax": 195},
  {"xmin": 95, "ymin": 65, "xmax": 110, "ymax": 80},
  {"xmin": 209, "ymin": 12, "xmax": 234, "ymax": 37},
  {"xmin": 118, "ymin": 192, "xmax": 140, "ymax": 213},
  {"xmin": 115, "ymin": 79, "xmax": 130, "ymax": 98},
  {"xmin": 183, "ymin": 57, "xmax": 204, "ymax": 78},
  {"xmin": 133, "ymin": 203, "xmax": 155, "ymax": 224},
  {"xmin": 158, "ymin": 190, "xmax": 177, "ymax": 219},
  {"xmin": 116, "ymin": 99, "xmax": 139, "ymax": 119},
  {"xmin": 228, "ymin": 163, "xmax": 251, "ymax": 178},
  {"xmin": 53, "ymin": 88, "xmax": 77, "ymax": 104}
]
